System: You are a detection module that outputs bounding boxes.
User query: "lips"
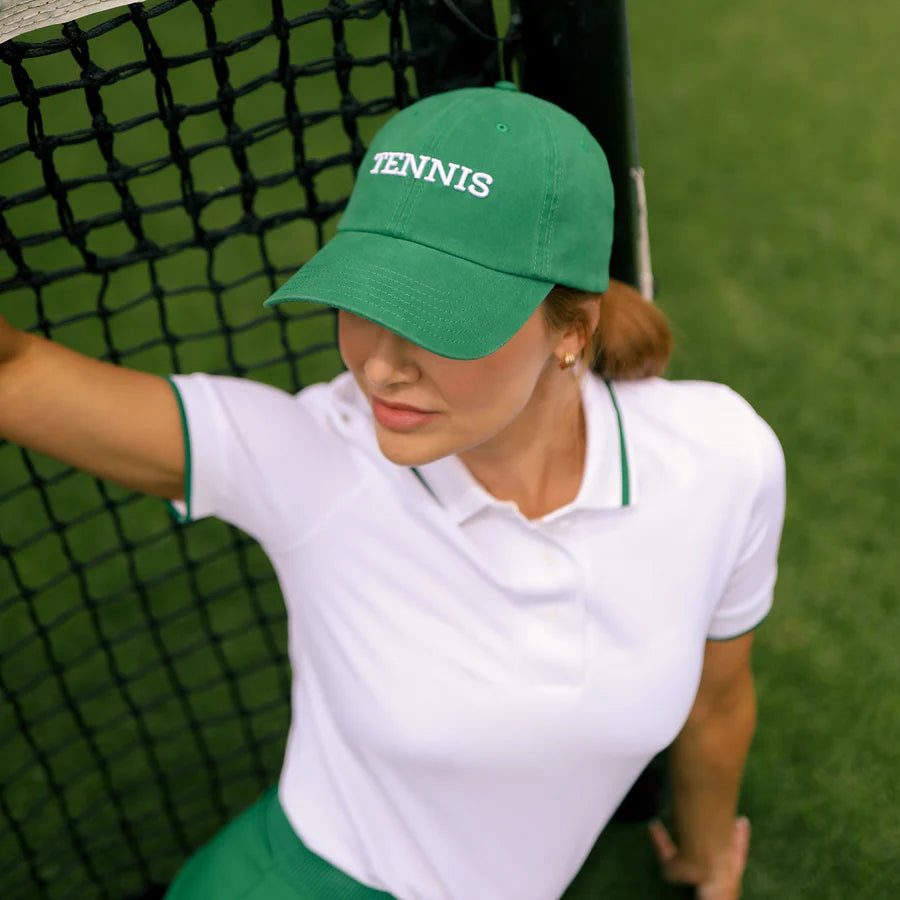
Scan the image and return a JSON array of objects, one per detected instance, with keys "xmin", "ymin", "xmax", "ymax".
[
  {"xmin": 370, "ymin": 396, "xmax": 438, "ymax": 431},
  {"xmin": 373, "ymin": 397, "xmax": 431, "ymax": 413}
]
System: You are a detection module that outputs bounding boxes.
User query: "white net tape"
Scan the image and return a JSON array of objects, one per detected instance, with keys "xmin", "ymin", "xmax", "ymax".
[
  {"xmin": 630, "ymin": 166, "xmax": 654, "ymax": 301},
  {"xmin": 0, "ymin": 0, "xmax": 134, "ymax": 42}
]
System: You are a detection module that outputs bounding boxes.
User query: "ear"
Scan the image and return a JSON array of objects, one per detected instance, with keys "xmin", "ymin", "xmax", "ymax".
[{"xmin": 553, "ymin": 296, "xmax": 601, "ymax": 362}]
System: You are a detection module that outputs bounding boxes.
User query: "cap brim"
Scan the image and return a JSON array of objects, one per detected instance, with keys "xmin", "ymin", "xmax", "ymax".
[{"xmin": 263, "ymin": 231, "xmax": 554, "ymax": 360}]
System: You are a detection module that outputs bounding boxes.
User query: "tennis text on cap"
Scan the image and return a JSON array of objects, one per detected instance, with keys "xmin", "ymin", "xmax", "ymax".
[{"xmin": 368, "ymin": 151, "xmax": 494, "ymax": 198}]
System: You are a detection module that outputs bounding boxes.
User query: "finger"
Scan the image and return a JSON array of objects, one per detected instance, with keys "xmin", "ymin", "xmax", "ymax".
[
  {"xmin": 647, "ymin": 819, "xmax": 679, "ymax": 864},
  {"xmin": 731, "ymin": 816, "xmax": 751, "ymax": 874}
]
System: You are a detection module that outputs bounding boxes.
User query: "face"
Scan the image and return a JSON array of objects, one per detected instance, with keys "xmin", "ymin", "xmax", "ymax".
[{"xmin": 338, "ymin": 307, "xmax": 572, "ymax": 467}]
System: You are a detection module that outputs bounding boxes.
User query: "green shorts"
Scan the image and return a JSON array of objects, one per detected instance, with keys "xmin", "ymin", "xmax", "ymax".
[{"xmin": 165, "ymin": 788, "xmax": 396, "ymax": 900}]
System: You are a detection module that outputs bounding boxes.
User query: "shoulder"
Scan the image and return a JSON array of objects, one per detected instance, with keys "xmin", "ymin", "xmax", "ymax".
[
  {"xmin": 609, "ymin": 376, "xmax": 784, "ymax": 490},
  {"xmin": 611, "ymin": 376, "xmax": 779, "ymax": 449},
  {"xmin": 167, "ymin": 371, "xmax": 382, "ymax": 540},
  {"xmin": 611, "ymin": 375, "xmax": 765, "ymax": 427},
  {"xmin": 171, "ymin": 370, "xmax": 362, "ymax": 436},
  {"xmin": 169, "ymin": 370, "xmax": 382, "ymax": 481}
]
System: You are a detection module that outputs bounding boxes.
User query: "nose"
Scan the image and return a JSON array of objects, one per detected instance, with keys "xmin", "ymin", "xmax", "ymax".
[{"xmin": 363, "ymin": 326, "xmax": 420, "ymax": 388}]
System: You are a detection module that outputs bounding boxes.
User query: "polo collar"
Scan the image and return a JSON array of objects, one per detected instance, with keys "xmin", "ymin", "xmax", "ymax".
[{"xmin": 414, "ymin": 373, "xmax": 636, "ymax": 525}]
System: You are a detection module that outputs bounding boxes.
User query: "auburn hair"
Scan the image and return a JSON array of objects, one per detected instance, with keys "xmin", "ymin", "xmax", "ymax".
[{"xmin": 542, "ymin": 278, "xmax": 672, "ymax": 380}]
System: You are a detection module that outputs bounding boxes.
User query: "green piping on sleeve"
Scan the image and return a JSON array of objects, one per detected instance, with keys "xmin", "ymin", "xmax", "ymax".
[
  {"xmin": 603, "ymin": 380, "xmax": 630, "ymax": 507},
  {"xmin": 164, "ymin": 377, "xmax": 192, "ymax": 523},
  {"xmin": 706, "ymin": 614, "xmax": 768, "ymax": 641}
]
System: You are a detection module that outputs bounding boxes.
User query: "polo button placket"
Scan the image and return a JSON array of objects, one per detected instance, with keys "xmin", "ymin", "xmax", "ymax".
[{"xmin": 506, "ymin": 527, "xmax": 586, "ymax": 684}]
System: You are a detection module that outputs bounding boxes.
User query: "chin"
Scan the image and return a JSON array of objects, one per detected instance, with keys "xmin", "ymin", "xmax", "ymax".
[{"xmin": 374, "ymin": 430, "xmax": 451, "ymax": 467}]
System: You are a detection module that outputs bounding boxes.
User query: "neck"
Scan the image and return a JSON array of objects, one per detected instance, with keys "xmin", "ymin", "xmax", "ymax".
[{"xmin": 459, "ymin": 369, "xmax": 586, "ymax": 520}]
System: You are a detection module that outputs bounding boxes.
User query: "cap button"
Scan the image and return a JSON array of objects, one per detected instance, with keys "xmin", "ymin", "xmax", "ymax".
[{"xmin": 494, "ymin": 80, "xmax": 518, "ymax": 92}]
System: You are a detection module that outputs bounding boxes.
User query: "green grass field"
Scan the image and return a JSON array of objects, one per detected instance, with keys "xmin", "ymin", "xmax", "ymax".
[{"xmin": 1, "ymin": 0, "xmax": 898, "ymax": 898}]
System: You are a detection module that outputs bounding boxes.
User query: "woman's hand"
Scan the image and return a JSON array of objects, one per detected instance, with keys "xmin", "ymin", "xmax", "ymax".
[{"xmin": 648, "ymin": 816, "xmax": 750, "ymax": 899}]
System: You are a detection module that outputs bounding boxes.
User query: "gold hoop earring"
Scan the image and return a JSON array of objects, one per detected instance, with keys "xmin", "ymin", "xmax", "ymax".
[{"xmin": 559, "ymin": 352, "xmax": 577, "ymax": 371}]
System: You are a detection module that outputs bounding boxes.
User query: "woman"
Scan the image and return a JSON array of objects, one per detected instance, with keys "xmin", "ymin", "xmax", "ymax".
[{"xmin": 0, "ymin": 83, "xmax": 784, "ymax": 899}]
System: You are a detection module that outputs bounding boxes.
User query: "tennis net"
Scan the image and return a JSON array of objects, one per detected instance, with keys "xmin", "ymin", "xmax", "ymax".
[{"xmin": 0, "ymin": 2, "xmax": 648, "ymax": 897}]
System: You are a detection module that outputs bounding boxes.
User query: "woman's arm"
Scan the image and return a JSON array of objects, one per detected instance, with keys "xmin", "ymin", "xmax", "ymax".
[
  {"xmin": 0, "ymin": 315, "xmax": 185, "ymax": 499},
  {"xmin": 650, "ymin": 632, "xmax": 757, "ymax": 898}
]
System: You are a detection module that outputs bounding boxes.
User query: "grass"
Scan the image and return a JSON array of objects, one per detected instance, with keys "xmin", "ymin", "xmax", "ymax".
[{"xmin": 1, "ymin": 0, "xmax": 898, "ymax": 898}]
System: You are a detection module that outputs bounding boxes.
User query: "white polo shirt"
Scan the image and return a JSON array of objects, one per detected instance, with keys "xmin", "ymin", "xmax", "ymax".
[{"xmin": 169, "ymin": 369, "xmax": 785, "ymax": 900}]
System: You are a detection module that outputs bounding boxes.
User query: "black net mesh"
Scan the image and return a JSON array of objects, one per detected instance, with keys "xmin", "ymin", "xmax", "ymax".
[
  {"xmin": 1, "ymin": 3, "xmax": 651, "ymax": 897},
  {"xmin": 0, "ymin": 2, "xmax": 434, "ymax": 897}
]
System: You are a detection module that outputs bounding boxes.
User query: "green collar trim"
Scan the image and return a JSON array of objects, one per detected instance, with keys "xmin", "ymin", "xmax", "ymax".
[
  {"xmin": 603, "ymin": 380, "xmax": 631, "ymax": 508},
  {"xmin": 410, "ymin": 466, "xmax": 442, "ymax": 505}
]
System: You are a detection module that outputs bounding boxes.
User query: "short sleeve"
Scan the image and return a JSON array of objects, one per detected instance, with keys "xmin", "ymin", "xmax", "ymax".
[
  {"xmin": 166, "ymin": 373, "xmax": 352, "ymax": 551},
  {"xmin": 707, "ymin": 415, "xmax": 786, "ymax": 640}
]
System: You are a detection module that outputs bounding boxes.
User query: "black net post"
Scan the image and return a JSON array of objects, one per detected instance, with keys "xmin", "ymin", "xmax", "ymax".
[
  {"xmin": 513, "ymin": 0, "xmax": 649, "ymax": 293},
  {"xmin": 402, "ymin": 0, "xmax": 501, "ymax": 96}
]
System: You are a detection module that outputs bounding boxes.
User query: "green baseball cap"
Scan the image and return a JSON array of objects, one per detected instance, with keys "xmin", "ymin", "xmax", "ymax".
[{"xmin": 264, "ymin": 81, "xmax": 614, "ymax": 359}]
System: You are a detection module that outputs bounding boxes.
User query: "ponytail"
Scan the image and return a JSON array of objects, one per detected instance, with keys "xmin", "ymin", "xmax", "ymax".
[{"xmin": 542, "ymin": 279, "xmax": 672, "ymax": 380}]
